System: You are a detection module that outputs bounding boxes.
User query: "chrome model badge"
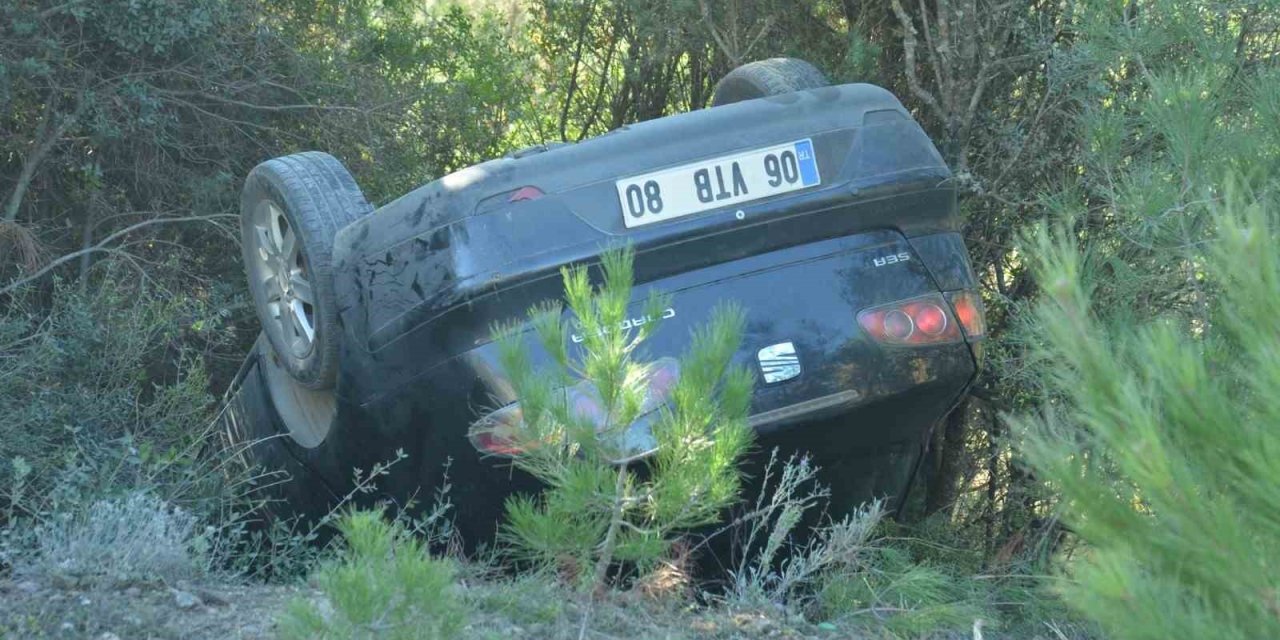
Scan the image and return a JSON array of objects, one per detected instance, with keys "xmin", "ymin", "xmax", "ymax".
[{"xmin": 757, "ymin": 342, "xmax": 801, "ymax": 384}]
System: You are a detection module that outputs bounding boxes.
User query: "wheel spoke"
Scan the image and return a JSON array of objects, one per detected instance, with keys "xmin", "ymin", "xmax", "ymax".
[
  {"xmin": 290, "ymin": 273, "xmax": 314, "ymax": 303},
  {"xmin": 255, "ymin": 225, "xmax": 278, "ymax": 261},
  {"xmin": 283, "ymin": 305, "xmax": 304, "ymax": 354},
  {"xmin": 290, "ymin": 299, "xmax": 315, "ymax": 345},
  {"xmin": 251, "ymin": 200, "xmax": 319, "ymax": 359},
  {"xmin": 266, "ymin": 300, "xmax": 288, "ymax": 338},
  {"xmin": 280, "ymin": 226, "xmax": 298, "ymax": 263}
]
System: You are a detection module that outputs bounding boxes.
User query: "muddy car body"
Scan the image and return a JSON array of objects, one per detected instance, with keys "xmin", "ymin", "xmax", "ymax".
[{"xmin": 222, "ymin": 65, "xmax": 983, "ymax": 540}]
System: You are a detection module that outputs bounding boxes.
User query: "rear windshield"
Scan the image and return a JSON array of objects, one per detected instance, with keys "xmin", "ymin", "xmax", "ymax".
[{"xmin": 849, "ymin": 118, "xmax": 948, "ymax": 186}]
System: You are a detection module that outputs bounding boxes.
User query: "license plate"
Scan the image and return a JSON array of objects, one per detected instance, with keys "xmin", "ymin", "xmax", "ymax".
[{"xmin": 616, "ymin": 139, "xmax": 821, "ymax": 228}]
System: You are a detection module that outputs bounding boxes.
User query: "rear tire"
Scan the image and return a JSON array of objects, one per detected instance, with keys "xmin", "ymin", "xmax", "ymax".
[
  {"xmin": 240, "ymin": 152, "xmax": 371, "ymax": 390},
  {"xmin": 711, "ymin": 58, "xmax": 830, "ymax": 107}
]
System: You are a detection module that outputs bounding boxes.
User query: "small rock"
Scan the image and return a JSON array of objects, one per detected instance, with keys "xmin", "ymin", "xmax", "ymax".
[
  {"xmin": 314, "ymin": 596, "xmax": 336, "ymax": 623},
  {"xmin": 98, "ymin": 633, "xmax": 121, "ymax": 640},
  {"xmin": 50, "ymin": 573, "xmax": 82, "ymax": 590},
  {"xmin": 171, "ymin": 588, "xmax": 202, "ymax": 610},
  {"xmin": 193, "ymin": 587, "xmax": 231, "ymax": 607},
  {"xmin": 79, "ymin": 595, "xmax": 92, "ymax": 606},
  {"xmin": 124, "ymin": 586, "xmax": 142, "ymax": 597},
  {"xmin": 15, "ymin": 580, "xmax": 40, "ymax": 594},
  {"xmin": 60, "ymin": 622, "xmax": 75, "ymax": 631}
]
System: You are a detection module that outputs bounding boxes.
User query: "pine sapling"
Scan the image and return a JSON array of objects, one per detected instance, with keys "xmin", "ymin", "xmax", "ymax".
[{"xmin": 478, "ymin": 246, "xmax": 753, "ymax": 594}]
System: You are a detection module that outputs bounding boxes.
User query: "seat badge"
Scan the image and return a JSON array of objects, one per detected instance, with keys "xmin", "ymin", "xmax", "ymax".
[{"xmin": 757, "ymin": 342, "xmax": 801, "ymax": 384}]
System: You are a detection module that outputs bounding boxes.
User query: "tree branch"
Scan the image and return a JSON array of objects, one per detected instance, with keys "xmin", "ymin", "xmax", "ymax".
[
  {"xmin": 559, "ymin": 0, "xmax": 597, "ymax": 141},
  {"xmin": 0, "ymin": 214, "xmax": 236, "ymax": 296},
  {"xmin": 38, "ymin": 0, "xmax": 88, "ymax": 19},
  {"xmin": 4, "ymin": 93, "xmax": 87, "ymax": 223},
  {"xmin": 890, "ymin": 0, "xmax": 947, "ymax": 123}
]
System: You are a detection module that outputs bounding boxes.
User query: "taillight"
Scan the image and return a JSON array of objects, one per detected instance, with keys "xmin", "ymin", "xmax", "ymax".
[
  {"xmin": 508, "ymin": 186, "xmax": 544, "ymax": 202},
  {"xmin": 467, "ymin": 404, "xmax": 525, "ymax": 456},
  {"xmin": 947, "ymin": 290, "xmax": 986, "ymax": 339},
  {"xmin": 857, "ymin": 291, "xmax": 987, "ymax": 346},
  {"xmin": 857, "ymin": 294, "xmax": 963, "ymax": 346},
  {"xmin": 468, "ymin": 358, "xmax": 679, "ymax": 461}
]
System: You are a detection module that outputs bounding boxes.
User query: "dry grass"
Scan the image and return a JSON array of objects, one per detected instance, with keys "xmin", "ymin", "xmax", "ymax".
[{"xmin": 0, "ymin": 220, "xmax": 47, "ymax": 272}]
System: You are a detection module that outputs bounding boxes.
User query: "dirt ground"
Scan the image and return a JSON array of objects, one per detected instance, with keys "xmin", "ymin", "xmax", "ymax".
[
  {"xmin": 0, "ymin": 577, "xmax": 306, "ymax": 640},
  {"xmin": 0, "ymin": 573, "xmax": 1077, "ymax": 639},
  {"xmin": 0, "ymin": 574, "xmax": 831, "ymax": 640}
]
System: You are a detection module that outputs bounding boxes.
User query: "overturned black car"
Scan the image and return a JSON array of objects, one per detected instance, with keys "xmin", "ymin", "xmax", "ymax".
[{"xmin": 220, "ymin": 58, "xmax": 984, "ymax": 541}]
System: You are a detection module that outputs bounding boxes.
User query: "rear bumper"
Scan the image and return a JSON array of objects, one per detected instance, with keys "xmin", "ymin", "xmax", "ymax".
[{"xmin": 354, "ymin": 228, "xmax": 979, "ymax": 452}]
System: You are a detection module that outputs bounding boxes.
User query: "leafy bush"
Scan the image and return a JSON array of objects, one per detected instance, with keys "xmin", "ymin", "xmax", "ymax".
[
  {"xmin": 279, "ymin": 510, "xmax": 466, "ymax": 640},
  {"xmin": 721, "ymin": 452, "xmax": 994, "ymax": 637},
  {"xmin": 0, "ymin": 276, "xmax": 236, "ymax": 522},
  {"xmin": 482, "ymin": 247, "xmax": 753, "ymax": 591},
  {"xmin": 0, "ymin": 275, "xmax": 324, "ymax": 584}
]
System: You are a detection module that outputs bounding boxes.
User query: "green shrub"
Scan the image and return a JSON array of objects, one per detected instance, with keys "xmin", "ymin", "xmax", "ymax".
[
  {"xmin": 278, "ymin": 510, "xmax": 466, "ymax": 640},
  {"xmin": 817, "ymin": 545, "xmax": 986, "ymax": 638},
  {"xmin": 727, "ymin": 451, "xmax": 886, "ymax": 609},
  {"xmin": 1017, "ymin": 186, "xmax": 1280, "ymax": 640},
  {"xmin": 0, "ymin": 275, "xmax": 310, "ymax": 584},
  {"xmin": 481, "ymin": 247, "xmax": 753, "ymax": 591},
  {"xmin": 15, "ymin": 491, "xmax": 202, "ymax": 585},
  {"xmin": 0, "ymin": 277, "xmax": 236, "ymax": 520},
  {"xmin": 1005, "ymin": 1, "xmax": 1280, "ymax": 636}
]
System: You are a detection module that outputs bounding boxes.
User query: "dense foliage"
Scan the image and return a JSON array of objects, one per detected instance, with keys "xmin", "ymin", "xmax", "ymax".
[
  {"xmin": 2, "ymin": 0, "xmax": 1278, "ymax": 636},
  {"xmin": 1010, "ymin": 1, "xmax": 1280, "ymax": 637}
]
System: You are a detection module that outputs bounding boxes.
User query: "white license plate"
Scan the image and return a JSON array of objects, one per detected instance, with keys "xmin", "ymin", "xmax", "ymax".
[{"xmin": 616, "ymin": 139, "xmax": 821, "ymax": 228}]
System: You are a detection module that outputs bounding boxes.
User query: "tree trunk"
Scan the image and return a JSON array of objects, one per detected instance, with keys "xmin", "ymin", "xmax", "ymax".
[
  {"xmin": 4, "ymin": 95, "xmax": 85, "ymax": 223},
  {"xmin": 590, "ymin": 463, "xmax": 629, "ymax": 593}
]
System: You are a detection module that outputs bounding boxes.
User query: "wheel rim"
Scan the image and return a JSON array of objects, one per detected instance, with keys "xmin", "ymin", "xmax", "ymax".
[{"xmin": 250, "ymin": 200, "xmax": 316, "ymax": 360}]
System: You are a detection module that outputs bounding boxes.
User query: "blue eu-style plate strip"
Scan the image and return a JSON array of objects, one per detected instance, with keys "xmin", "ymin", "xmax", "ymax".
[{"xmin": 794, "ymin": 139, "xmax": 820, "ymax": 186}]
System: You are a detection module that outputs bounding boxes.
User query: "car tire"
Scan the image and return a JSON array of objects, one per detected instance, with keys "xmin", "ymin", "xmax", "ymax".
[
  {"xmin": 240, "ymin": 152, "xmax": 371, "ymax": 389},
  {"xmin": 710, "ymin": 57, "xmax": 830, "ymax": 107}
]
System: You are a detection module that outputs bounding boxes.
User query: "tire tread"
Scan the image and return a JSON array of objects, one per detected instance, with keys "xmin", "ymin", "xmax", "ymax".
[{"xmin": 711, "ymin": 57, "xmax": 829, "ymax": 107}]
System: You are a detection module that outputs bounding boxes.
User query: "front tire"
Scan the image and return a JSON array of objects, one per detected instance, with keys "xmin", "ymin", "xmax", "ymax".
[{"xmin": 240, "ymin": 152, "xmax": 371, "ymax": 389}]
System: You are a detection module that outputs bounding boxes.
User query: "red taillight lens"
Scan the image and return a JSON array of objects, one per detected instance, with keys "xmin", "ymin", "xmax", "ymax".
[
  {"xmin": 467, "ymin": 358, "xmax": 679, "ymax": 460},
  {"xmin": 467, "ymin": 404, "xmax": 525, "ymax": 456},
  {"xmin": 858, "ymin": 292, "xmax": 987, "ymax": 346},
  {"xmin": 882, "ymin": 310, "xmax": 914, "ymax": 340},
  {"xmin": 912, "ymin": 302, "xmax": 948, "ymax": 336},
  {"xmin": 947, "ymin": 291, "xmax": 986, "ymax": 339},
  {"xmin": 858, "ymin": 294, "xmax": 963, "ymax": 346},
  {"xmin": 508, "ymin": 186, "xmax": 544, "ymax": 202}
]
